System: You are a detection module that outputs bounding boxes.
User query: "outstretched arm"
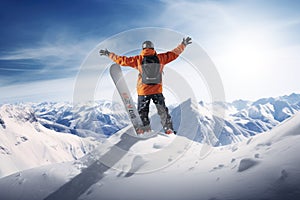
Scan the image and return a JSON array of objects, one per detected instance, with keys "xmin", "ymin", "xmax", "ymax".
[
  {"xmin": 99, "ymin": 49, "xmax": 139, "ymax": 68},
  {"xmin": 158, "ymin": 37, "xmax": 192, "ymax": 65}
]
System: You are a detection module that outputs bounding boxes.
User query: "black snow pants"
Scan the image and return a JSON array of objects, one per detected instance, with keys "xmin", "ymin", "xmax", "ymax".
[{"xmin": 138, "ymin": 93, "xmax": 173, "ymax": 132}]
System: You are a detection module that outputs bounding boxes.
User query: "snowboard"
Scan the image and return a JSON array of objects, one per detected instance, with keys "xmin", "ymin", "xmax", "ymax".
[{"xmin": 109, "ymin": 64, "xmax": 145, "ymax": 135}]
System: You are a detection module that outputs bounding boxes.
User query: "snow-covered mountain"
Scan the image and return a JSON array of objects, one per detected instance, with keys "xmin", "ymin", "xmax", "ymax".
[
  {"xmin": 3, "ymin": 93, "xmax": 299, "ymax": 147},
  {"xmin": 1, "ymin": 93, "xmax": 299, "ymax": 178},
  {"xmin": 1, "ymin": 110, "xmax": 299, "ymax": 200},
  {"xmin": 32, "ymin": 101, "xmax": 129, "ymax": 138},
  {"xmin": 170, "ymin": 98, "xmax": 249, "ymax": 146},
  {"xmin": 231, "ymin": 93, "xmax": 300, "ymax": 128},
  {"xmin": 166, "ymin": 93, "xmax": 300, "ymax": 146},
  {"xmin": 0, "ymin": 104, "xmax": 100, "ymax": 178}
]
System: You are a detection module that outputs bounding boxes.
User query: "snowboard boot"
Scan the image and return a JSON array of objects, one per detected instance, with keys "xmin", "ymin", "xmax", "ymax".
[
  {"xmin": 136, "ymin": 125, "xmax": 151, "ymax": 134},
  {"xmin": 165, "ymin": 128, "xmax": 176, "ymax": 135}
]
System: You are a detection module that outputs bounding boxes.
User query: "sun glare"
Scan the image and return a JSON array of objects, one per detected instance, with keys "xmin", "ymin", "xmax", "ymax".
[{"xmin": 224, "ymin": 29, "xmax": 272, "ymax": 77}]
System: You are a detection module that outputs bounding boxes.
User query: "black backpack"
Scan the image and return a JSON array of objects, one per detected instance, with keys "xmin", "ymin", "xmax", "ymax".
[{"xmin": 141, "ymin": 54, "xmax": 161, "ymax": 85}]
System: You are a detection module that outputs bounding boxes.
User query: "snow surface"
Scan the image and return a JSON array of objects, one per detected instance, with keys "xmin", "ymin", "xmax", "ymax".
[
  {"xmin": 0, "ymin": 104, "xmax": 100, "ymax": 178},
  {"xmin": 1, "ymin": 112, "xmax": 300, "ymax": 200}
]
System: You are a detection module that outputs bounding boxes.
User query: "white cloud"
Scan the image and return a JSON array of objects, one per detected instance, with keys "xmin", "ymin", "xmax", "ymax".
[
  {"xmin": 0, "ymin": 36, "xmax": 102, "ymax": 73},
  {"xmin": 0, "ymin": 78, "xmax": 75, "ymax": 104},
  {"xmin": 157, "ymin": 0, "xmax": 300, "ymax": 101}
]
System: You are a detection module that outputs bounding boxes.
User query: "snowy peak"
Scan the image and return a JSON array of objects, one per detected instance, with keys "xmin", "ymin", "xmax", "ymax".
[
  {"xmin": 231, "ymin": 99, "xmax": 251, "ymax": 111},
  {"xmin": 0, "ymin": 104, "xmax": 100, "ymax": 178},
  {"xmin": 236, "ymin": 93, "xmax": 300, "ymax": 122},
  {"xmin": 172, "ymin": 98, "xmax": 232, "ymax": 146},
  {"xmin": 0, "ymin": 104, "xmax": 42, "ymax": 135},
  {"xmin": 0, "ymin": 104, "xmax": 37, "ymax": 124},
  {"xmin": 169, "ymin": 93, "xmax": 300, "ymax": 146},
  {"xmin": 283, "ymin": 93, "xmax": 300, "ymax": 104},
  {"xmin": 34, "ymin": 101, "xmax": 129, "ymax": 138},
  {"xmin": 252, "ymin": 98, "xmax": 296, "ymax": 122}
]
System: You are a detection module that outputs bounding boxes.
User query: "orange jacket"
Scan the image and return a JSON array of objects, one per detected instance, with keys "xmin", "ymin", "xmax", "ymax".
[{"xmin": 109, "ymin": 43, "xmax": 186, "ymax": 95}]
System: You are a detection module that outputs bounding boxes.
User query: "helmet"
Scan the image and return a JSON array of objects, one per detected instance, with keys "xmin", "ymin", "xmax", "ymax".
[{"xmin": 142, "ymin": 41, "xmax": 154, "ymax": 49}]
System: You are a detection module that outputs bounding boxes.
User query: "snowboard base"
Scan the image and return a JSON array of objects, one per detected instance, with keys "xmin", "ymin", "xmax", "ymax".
[{"xmin": 110, "ymin": 64, "xmax": 144, "ymax": 135}]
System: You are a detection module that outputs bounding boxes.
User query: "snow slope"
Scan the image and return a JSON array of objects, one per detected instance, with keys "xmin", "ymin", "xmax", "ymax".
[
  {"xmin": 0, "ymin": 104, "xmax": 100, "ymax": 178},
  {"xmin": 1, "ymin": 112, "xmax": 300, "ymax": 200}
]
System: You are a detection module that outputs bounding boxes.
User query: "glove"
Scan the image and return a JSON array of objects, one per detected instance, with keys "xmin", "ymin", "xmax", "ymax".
[
  {"xmin": 182, "ymin": 37, "xmax": 192, "ymax": 46},
  {"xmin": 99, "ymin": 49, "xmax": 110, "ymax": 56}
]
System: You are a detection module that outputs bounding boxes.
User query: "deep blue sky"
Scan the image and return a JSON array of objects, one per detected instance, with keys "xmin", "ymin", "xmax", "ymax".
[
  {"xmin": 0, "ymin": 0, "xmax": 163, "ymax": 49},
  {"xmin": 1, "ymin": 0, "xmax": 300, "ymax": 103},
  {"xmin": 0, "ymin": 0, "xmax": 164, "ymax": 85}
]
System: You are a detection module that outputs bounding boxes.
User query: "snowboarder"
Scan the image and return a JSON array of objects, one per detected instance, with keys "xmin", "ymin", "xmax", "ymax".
[{"xmin": 99, "ymin": 37, "xmax": 192, "ymax": 134}]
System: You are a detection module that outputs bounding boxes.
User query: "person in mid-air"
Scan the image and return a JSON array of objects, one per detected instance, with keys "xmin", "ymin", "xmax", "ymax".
[{"xmin": 99, "ymin": 37, "xmax": 192, "ymax": 134}]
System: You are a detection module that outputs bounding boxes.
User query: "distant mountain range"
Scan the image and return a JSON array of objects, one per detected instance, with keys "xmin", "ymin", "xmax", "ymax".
[
  {"xmin": 172, "ymin": 93, "xmax": 300, "ymax": 145},
  {"xmin": 1, "ymin": 93, "xmax": 300, "ymax": 146},
  {"xmin": 32, "ymin": 101, "xmax": 129, "ymax": 139}
]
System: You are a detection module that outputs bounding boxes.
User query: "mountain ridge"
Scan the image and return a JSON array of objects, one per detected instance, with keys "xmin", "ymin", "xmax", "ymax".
[{"xmin": 1, "ymin": 93, "xmax": 299, "ymax": 146}]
